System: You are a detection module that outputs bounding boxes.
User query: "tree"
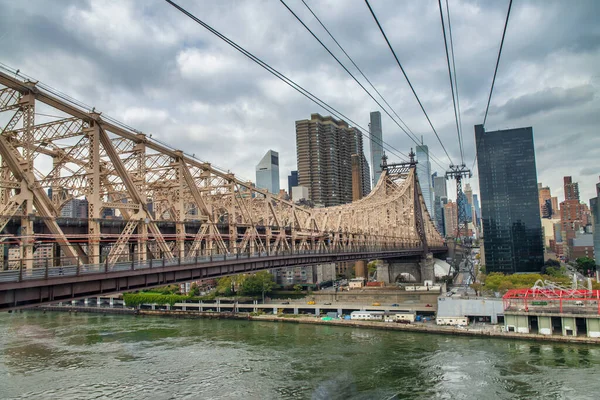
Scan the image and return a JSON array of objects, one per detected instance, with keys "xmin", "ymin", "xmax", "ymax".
[
  {"xmin": 293, "ymin": 284, "xmax": 303, "ymax": 293},
  {"xmin": 216, "ymin": 276, "xmax": 233, "ymax": 296},
  {"xmin": 189, "ymin": 282, "xmax": 200, "ymax": 297},
  {"xmin": 240, "ymin": 271, "xmax": 275, "ymax": 299},
  {"xmin": 367, "ymin": 261, "xmax": 378, "ymax": 275},
  {"xmin": 575, "ymin": 257, "xmax": 596, "ymax": 274},
  {"xmin": 470, "ymin": 282, "xmax": 483, "ymax": 296},
  {"xmin": 498, "ymin": 281, "xmax": 514, "ymax": 293}
]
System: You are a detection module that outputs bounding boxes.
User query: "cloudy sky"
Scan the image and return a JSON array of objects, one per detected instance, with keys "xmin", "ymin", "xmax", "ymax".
[{"xmin": 1, "ymin": 0, "xmax": 598, "ymax": 204}]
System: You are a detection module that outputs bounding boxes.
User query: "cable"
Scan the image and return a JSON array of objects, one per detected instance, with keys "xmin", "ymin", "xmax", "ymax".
[
  {"xmin": 163, "ymin": 0, "xmax": 410, "ymax": 163},
  {"xmin": 280, "ymin": 0, "xmax": 419, "ymax": 162},
  {"xmin": 364, "ymin": 0, "xmax": 454, "ymax": 166},
  {"xmin": 483, "ymin": 0, "xmax": 513, "ymax": 128},
  {"xmin": 295, "ymin": 0, "xmax": 445, "ymax": 167},
  {"xmin": 438, "ymin": 0, "xmax": 463, "ymax": 164},
  {"xmin": 297, "ymin": 0, "xmax": 447, "ymax": 172},
  {"xmin": 445, "ymin": 0, "xmax": 465, "ymax": 166},
  {"xmin": 472, "ymin": 0, "xmax": 513, "ymax": 171}
]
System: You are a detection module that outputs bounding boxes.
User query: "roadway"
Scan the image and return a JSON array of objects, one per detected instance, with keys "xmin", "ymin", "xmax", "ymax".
[{"xmin": 0, "ymin": 246, "xmax": 447, "ymax": 310}]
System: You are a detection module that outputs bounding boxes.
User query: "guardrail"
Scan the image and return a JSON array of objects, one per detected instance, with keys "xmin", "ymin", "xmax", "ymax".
[{"xmin": 0, "ymin": 245, "xmax": 446, "ymax": 284}]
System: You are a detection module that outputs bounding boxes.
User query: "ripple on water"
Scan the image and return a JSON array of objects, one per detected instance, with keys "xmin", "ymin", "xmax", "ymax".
[{"xmin": 1, "ymin": 313, "xmax": 600, "ymax": 400}]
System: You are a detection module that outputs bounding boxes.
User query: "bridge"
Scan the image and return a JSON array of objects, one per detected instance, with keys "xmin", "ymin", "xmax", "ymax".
[{"xmin": 0, "ymin": 70, "xmax": 446, "ymax": 310}]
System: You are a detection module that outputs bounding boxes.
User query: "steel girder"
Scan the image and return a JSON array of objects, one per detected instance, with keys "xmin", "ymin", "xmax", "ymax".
[{"xmin": 0, "ymin": 70, "xmax": 445, "ymax": 269}]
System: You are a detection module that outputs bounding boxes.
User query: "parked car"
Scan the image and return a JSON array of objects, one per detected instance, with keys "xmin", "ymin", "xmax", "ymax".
[
  {"xmin": 391, "ymin": 303, "xmax": 399, "ymax": 307},
  {"xmin": 307, "ymin": 301, "xmax": 315, "ymax": 305},
  {"xmin": 372, "ymin": 302, "xmax": 381, "ymax": 306},
  {"xmin": 281, "ymin": 301, "xmax": 289, "ymax": 304},
  {"xmin": 324, "ymin": 302, "xmax": 331, "ymax": 305}
]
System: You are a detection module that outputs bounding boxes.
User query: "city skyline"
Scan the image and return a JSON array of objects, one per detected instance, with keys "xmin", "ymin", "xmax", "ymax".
[{"xmin": 0, "ymin": 1, "xmax": 597, "ymax": 202}]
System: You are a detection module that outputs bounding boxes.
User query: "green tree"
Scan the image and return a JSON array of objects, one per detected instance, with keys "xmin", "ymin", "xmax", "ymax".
[
  {"xmin": 498, "ymin": 281, "xmax": 514, "ymax": 293},
  {"xmin": 293, "ymin": 284, "xmax": 303, "ymax": 293},
  {"xmin": 575, "ymin": 257, "xmax": 596, "ymax": 273},
  {"xmin": 544, "ymin": 259, "xmax": 561, "ymax": 268},
  {"xmin": 189, "ymin": 282, "xmax": 200, "ymax": 297},
  {"xmin": 470, "ymin": 282, "xmax": 483, "ymax": 296},
  {"xmin": 216, "ymin": 276, "xmax": 233, "ymax": 296},
  {"xmin": 240, "ymin": 271, "xmax": 275, "ymax": 298},
  {"xmin": 367, "ymin": 260, "xmax": 378, "ymax": 275}
]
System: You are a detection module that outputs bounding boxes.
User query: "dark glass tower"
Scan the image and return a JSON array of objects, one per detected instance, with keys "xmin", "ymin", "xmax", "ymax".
[{"xmin": 475, "ymin": 124, "xmax": 543, "ymax": 274}]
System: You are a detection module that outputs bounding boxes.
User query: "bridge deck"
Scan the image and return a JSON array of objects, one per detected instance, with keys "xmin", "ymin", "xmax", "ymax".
[{"xmin": 0, "ymin": 247, "xmax": 446, "ymax": 310}]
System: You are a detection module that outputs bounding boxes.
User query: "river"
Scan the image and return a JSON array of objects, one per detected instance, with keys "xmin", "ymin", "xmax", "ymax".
[{"xmin": 0, "ymin": 312, "xmax": 598, "ymax": 399}]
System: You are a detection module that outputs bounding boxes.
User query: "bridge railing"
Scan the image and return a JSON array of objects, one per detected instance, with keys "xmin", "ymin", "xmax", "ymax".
[{"xmin": 0, "ymin": 243, "xmax": 445, "ymax": 284}]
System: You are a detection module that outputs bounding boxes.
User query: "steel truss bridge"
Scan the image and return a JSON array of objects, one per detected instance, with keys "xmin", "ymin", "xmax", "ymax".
[{"xmin": 0, "ymin": 70, "xmax": 445, "ymax": 310}]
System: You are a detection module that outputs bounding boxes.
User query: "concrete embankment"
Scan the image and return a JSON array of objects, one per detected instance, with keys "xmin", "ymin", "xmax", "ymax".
[{"xmin": 37, "ymin": 306, "xmax": 600, "ymax": 345}]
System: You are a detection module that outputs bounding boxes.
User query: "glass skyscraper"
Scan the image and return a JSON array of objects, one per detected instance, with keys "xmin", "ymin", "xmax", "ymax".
[
  {"xmin": 475, "ymin": 124, "xmax": 543, "ymax": 274},
  {"xmin": 416, "ymin": 145, "xmax": 435, "ymax": 220},
  {"xmin": 256, "ymin": 150, "xmax": 280, "ymax": 194},
  {"xmin": 369, "ymin": 111, "xmax": 384, "ymax": 187}
]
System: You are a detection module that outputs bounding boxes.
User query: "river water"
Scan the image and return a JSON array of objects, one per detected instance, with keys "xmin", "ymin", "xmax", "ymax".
[{"xmin": 0, "ymin": 312, "xmax": 598, "ymax": 400}]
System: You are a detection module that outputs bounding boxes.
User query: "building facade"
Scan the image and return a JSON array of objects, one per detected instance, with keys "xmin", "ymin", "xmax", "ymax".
[
  {"xmin": 255, "ymin": 150, "xmax": 280, "ymax": 194},
  {"xmin": 538, "ymin": 183, "xmax": 551, "ymax": 217},
  {"xmin": 475, "ymin": 124, "xmax": 543, "ymax": 274},
  {"xmin": 443, "ymin": 200, "xmax": 458, "ymax": 238},
  {"xmin": 295, "ymin": 114, "xmax": 370, "ymax": 207},
  {"xmin": 369, "ymin": 111, "xmax": 384, "ymax": 187},
  {"xmin": 416, "ymin": 145, "xmax": 435, "ymax": 219},
  {"xmin": 564, "ymin": 176, "xmax": 580, "ymax": 201},
  {"xmin": 287, "ymin": 170, "xmax": 298, "ymax": 197}
]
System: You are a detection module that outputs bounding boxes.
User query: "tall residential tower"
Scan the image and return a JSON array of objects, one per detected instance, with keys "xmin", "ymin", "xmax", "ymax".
[{"xmin": 295, "ymin": 114, "xmax": 370, "ymax": 207}]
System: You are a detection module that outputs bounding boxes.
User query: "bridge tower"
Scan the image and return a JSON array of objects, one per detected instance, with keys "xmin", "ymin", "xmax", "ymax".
[{"xmin": 382, "ymin": 149, "xmax": 434, "ymax": 282}]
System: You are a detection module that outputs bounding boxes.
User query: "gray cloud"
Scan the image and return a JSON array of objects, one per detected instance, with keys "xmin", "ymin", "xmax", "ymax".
[
  {"xmin": 0, "ymin": 0, "xmax": 598, "ymax": 203},
  {"xmin": 494, "ymin": 85, "xmax": 595, "ymax": 119},
  {"xmin": 580, "ymin": 167, "xmax": 598, "ymax": 177}
]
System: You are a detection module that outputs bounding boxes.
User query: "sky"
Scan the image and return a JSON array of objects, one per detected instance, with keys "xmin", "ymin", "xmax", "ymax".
[{"xmin": 0, "ymin": 0, "xmax": 598, "ymax": 205}]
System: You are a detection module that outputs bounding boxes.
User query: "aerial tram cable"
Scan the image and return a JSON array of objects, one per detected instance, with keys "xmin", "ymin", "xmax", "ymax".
[
  {"xmin": 438, "ymin": 0, "xmax": 464, "ymax": 164},
  {"xmin": 364, "ymin": 0, "xmax": 454, "ymax": 166},
  {"xmin": 288, "ymin": 0, "xmax": 448, "ymax": 171},
  {"xmin": 472, "ymin": 0, "xmax": 513, "ymax": 171},
  {"xmin": 163, "ymin": 0, "xmax": 410, "ymax": 163}
]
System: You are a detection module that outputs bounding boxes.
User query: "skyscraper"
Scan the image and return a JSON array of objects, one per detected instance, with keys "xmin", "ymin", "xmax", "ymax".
[
  {"xmin": 416, "ymin": 145, "xmax": 434, "ymax": 219},
  {"xmin": 295, "ymin": 114, "xmax": 370, "ymax": 207},
  {"xmin": 288, "ymin": 170, "xmax": 298, "ymax": 197},
  {"xmin": 432, "ymin": 172, "xmax": 447, "ymax": 234},
  {"xmin": 472, "ymin": 194, "xmax": 481, "ymax": 225},
  {"xmin": 443, "ymin": 200, "xmax": 458, "ymax": 238},
  {"xmin": 369, "ymin": 111, "xmax": 384, "ymax": 187},
  {"xmin": 475, "ymin": 124, "xmax": 543, "ymax": 274},
  {"xmin": 432, "ymin": 173, "xmax": 447, "ymax": 198},
  {"xmin": 564, "ymin": 176, "xmax": 580, "ymax": 201},
  {"xmin": 256, "ymin": 150, "xmax": 280, "ymax": 194},
  {"xmin": 464, "ymin": 183, "xmax": 474, "ymax": 223},
  {"xmin": 538, "ymin": 183, "xmax": 551, "ymax": 217}
]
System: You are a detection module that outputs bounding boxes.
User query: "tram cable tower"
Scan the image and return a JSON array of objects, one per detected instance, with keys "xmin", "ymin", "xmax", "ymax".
[{"xmin": 445, "ymin": 163, "xmax": 473, "ymax": 281}]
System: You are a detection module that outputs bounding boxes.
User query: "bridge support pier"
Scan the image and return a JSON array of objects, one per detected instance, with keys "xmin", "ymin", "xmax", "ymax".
[
  {"xmin": 355, "ymin": 260, "xmax": 367, "ymax": 279},
  {"xmin": 376, "ymin": 262, "xmax": 391, "ymax": 284},
  {"xmin": 420, "ymin": 253, "xmax": 435, "ymax": 283}
]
